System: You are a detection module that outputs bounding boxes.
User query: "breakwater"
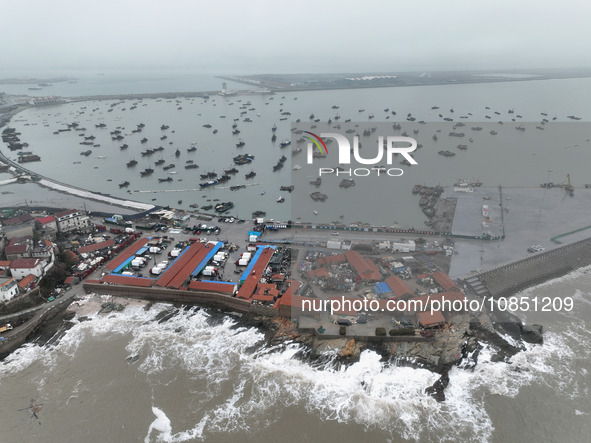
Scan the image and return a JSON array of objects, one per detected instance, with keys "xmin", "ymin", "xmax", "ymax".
[{"xmin": 464, "ymin": 236, "xmax": 591, "ymax": 297}]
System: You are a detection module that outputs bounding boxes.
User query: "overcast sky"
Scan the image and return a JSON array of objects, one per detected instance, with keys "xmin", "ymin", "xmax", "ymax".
[{"xmin": 2, "ymin": 0, "xmax": 591, "ymax": 74}]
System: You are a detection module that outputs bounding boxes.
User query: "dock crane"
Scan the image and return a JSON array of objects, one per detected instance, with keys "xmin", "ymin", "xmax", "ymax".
[{"xmin": 562, "ymin": 174, "xmax": 575, "ymax": 196}]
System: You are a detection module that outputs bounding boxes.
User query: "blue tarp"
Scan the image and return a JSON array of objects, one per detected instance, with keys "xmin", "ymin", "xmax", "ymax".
[
  {"xmin": 248, "ymin": 231, "xmax": 262, "ymax": 237},
  {"xmin": 113, "ymin": 256, "xmax": 135, "ymax": 273},
  {"xmin": 240, "ymin": 245, "xmax": 276, "ymax": 282},
  {"xmin": 191, "ymin": 242, "xmax": 223, "ymax": 276},
  {"xmin": 108, "ymin": 273, "xmax": 152, "ymax": 281},
  {"xmin": 374, "ymin": 281, "xmax": 392, "ymax": 295},
  {"xmin": 136, "ymin": 247, "xmax": 148, "ymax": 256}
]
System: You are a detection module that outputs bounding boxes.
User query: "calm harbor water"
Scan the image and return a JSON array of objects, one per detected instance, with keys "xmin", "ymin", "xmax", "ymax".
[
  {"xmin": 1, "ymin": 73, "xmax": 590, "ymax": 442},
  {"xmin": 3, "ymin": 75, "xmax": 591, "ymax": 227}
]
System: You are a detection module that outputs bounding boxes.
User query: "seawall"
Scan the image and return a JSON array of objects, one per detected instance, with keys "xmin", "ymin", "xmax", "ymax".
[{"xmin": 466, "ymin": 236, "xmax": 591, "ymax": 297}]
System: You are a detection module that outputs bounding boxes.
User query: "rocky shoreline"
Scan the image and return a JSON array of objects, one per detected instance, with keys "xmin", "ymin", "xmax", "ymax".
[
  {"xmin": 219, "ymin": 309, "xmax": 542, "ymax": 402},
  {"xmin": 4, "ymin": 295, "xmax": 542, "ymax": 403}
]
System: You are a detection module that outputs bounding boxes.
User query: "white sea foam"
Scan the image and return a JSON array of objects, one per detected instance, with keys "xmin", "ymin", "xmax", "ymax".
[{"xmin": 2, "ymin": 300, "xmax": 589, "ymax": 442}]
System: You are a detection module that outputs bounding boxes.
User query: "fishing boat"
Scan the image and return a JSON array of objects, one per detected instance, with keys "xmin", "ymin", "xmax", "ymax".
[
  {"xmin": 310, "ymin": 192, "xmax": 328, "ymax": 201},
  {"xmin": 215, "ymin": 202, "xmax": 234, "ymax": 213},
  {"xmin": 200, "ymin": 180, "xmax": 219, "ymax": 188},
  {"xmin": 140, "ymin": 168, "xmax": 154, "ymax": 177}
]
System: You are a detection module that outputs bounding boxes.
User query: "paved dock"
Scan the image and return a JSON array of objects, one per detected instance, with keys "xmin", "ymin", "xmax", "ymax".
[{"xmin": 449, "ymin": 186, "xmax": 591, "ymax": 279}]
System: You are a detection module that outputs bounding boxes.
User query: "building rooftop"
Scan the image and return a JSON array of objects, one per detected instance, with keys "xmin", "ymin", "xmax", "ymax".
[
  {"xmin": 432, "ymin": 271, "xmax": 458, "ymax": 291},
  {"xmin": 418, "ymin": 310, "xmax": 446, "ymax": 327},
  {"xmin": 102, "ymin": 274, "xmax": 154, "ymax": 287},
  {"xmin": 384, "ymin": 275, "xmax": 413, "ymax": 299},
  {"xmin": 2, "ymin": 213, "xmax": 34, "ymax": 226},
  {"xmin": 17, "ymin": 273, "xmax": 35, "ymax": 289},
  {"xmin": 55, "ymin": 209, "xmax": 78, "ymax": 219},
  {"xmin": 188, "ymin": 280, "xmax": 237, "ymax": 294},
  {"xmin": 78, "ymin": 239, "xmax": 115, "ymax": 254},
  {"xmin": 6, "ymin": 237, "xmax": 29, "ymax": 255},
  {"xmin": 36, "ymin": 215, "xmax": 55, "ymax": 224},
  {"xmin": 9, "ymin": 258, "xmax": 41, "ymax": 269}
]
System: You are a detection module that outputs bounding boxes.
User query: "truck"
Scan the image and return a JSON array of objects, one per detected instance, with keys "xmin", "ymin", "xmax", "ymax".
[
  {"xmin": 169, "ymin": 248, "xmax": 182, "ymax": 258},
  {"xmin": 150, "ymin": 266, "xmax": 163, "ymax": 275},
  {"xmin": 95, "ymin": 224, "xmax": 106, "ymax": 232},
  {"xmin": 213, "ymin": 252, "xmax": 226, "ymax": 262},
  {"xmin": 202, "ymin": 266, "xmax": 218, "ymax": 276},
  {"xmin": 149, "ymin": 246, "xmax": 162, "ymax": 254},
  {"xmin": 131, "ymin": 257, "xmax": 146, "ymax": 268},
  {"xmin": 125, "ymin": 227, "xmax": 135, "ymax": 234},
  {"xmin": 0, "ymin": 324, "xmax": 13, "ymax": 333},
  {"xmin": 110, "ymin": 227, "xmax": 122, "ymax": 234},
  {"xmin": 237, "ymin": 258, "xmax": 249, "ymax": 266}
]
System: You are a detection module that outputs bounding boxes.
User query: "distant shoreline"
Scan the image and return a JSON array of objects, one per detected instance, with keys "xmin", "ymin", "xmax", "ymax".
[{"xmin": 217, "ymin": 70, "xmax": 591, "ymax": 93}]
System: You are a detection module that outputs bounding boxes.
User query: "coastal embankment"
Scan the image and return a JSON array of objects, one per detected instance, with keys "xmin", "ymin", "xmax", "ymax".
[
  {"xmin": 464, "ymin": 236, "xmax": 591, "ymax": 298},
  {"xmin": 0, "ymin": 291, "xmax": 76, "ymax": 358}
]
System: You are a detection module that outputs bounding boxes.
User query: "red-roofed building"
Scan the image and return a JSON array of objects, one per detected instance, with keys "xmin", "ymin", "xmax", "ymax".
[
  {"xmin": 102, "ymin": 274, "xmax": 154, "ymax": 287},
  {"xmin": 254, "ymin": 283, "xmax": 279, "ymax": 299},
  {"xmin": 154, "ymin": 242, "xmax": 207, "ymax": 289},
  {"xmin": 236, "ymin": 274, "xmax": 260, "ymax": 300},
  {"xmin": 5, "ymin": 237, "xmax": 31, "ymax": 260},
  {"xmin": 432, "ymin": 271, "xmax": 459, "ymax": 292},
  {"xmin": 64, "ymin": 276, "xmax": 79, "ymax": 286},
  {"xmin": 0, "ymin": 260, "xmax": 11, "ymax": 270},
  {"xmin": 78, "ymin": 239, "xmax": 115, "ymax": 254},
  {"xmin": 318, "ymin": 254, "xmax": 347, "ymax": 266},
  {"xmin": 418, "ymin": 310, "xmax": 445, "ymax": 328},
  {"xmin": 188, "ymin": 281, "xmax": 237, "ymax": 295},
  {"xmin": 9, "ymin": 258, "xmax": 46, "ymax": 280},
  {"xmin": 253, "ymin": 293, "xmax": 275, "ymax": 303},
  {"xmin": 344, "ymin": 250, "xmax": 381, "ymax": 282},
  {"xmin": 65, "ymin": 250, "xmax": 80, "ymax": 264},
  {"xmin": 16, "ymin": 274, "xmax": 36, "ymax": 292},
  {"xmin": 385, "ymin": 275, "xmax": 413, "ymax": 299},
  {"xmin": 308, "ymin": 267, "xmax": 330, "ymax": 279},
  {"xmin": 236, "ymin": 247, "xmax": 276, "ymax": 300},
  {"xmin": 35, "ymin": 215, "xmax": 57, "ymax": 234},
  {"xmin": 103, "ymin": 238, "xmax": 149, "ymax": 272}
]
